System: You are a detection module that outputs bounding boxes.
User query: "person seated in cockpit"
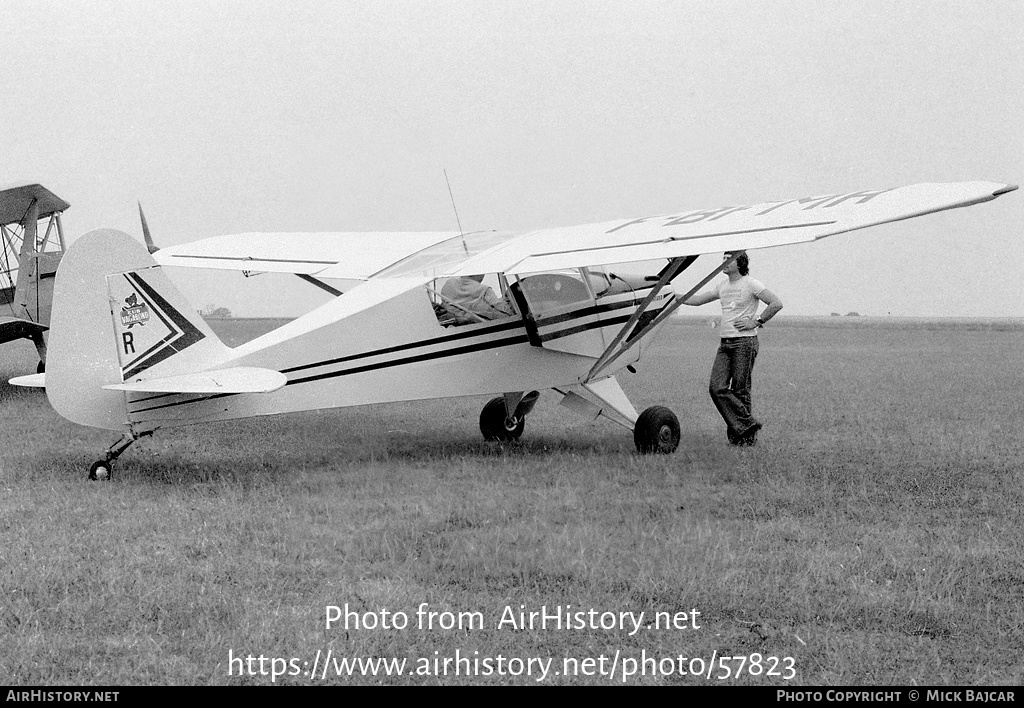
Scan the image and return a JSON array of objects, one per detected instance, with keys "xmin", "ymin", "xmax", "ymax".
[{"xmin": 440, "ymin": 275, "xmax": 514, "ymax": 324}]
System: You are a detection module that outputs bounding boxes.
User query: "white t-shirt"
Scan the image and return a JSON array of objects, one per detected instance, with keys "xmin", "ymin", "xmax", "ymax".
[{"xmin": 716, "ymin": 276, "xmax": 765, "ymax": 338}]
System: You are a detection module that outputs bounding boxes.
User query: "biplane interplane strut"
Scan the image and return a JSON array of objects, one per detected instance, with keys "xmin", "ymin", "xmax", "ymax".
[
  {"xmin": 0, "ymin": 184, "xmax": 69, "ymax": 372},
  {"xmin": 9, "ymin": 180, "xmax": 1017, "ymax": 479}
]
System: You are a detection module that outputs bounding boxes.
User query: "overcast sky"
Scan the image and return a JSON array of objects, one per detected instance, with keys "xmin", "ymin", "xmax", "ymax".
[{"xmin": 3, "ymin": 0, "xmax": 1021, "ymax": 317}]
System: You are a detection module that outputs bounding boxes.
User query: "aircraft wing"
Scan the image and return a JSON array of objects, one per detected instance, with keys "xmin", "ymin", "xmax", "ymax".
[
  {"xmin": 0, "ymin": 184, "xmax": 70, "ymax": 225},
  {"xmin": 150, "ymin": 182, "xmax": 1015, "ymax": 280},
  {"xmin": 449, "ymin": 182, "xmax": 1017, "ymax": 276},
  {"xmin": 153, "ymin": 231, "xmax": 459, "ymax": 279},
  {"xmin": 0, "ymin": 316, "xmax": 47, "ymax": 344}
]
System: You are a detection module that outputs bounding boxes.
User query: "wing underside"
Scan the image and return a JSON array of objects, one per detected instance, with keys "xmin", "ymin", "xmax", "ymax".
[
  {"xmin": 149, "ymin": 182, "xmax": 1016, "ymax": 280},
  {"xmin": 0, "ymin": 316, "xmax": 47, "ymax": 344},
  {"xmin": 453, "ymin": 182, "xmax": 1017, "ymax": 275},
  {"xmin": 153, "ymin": 231, "xmax": 460, "ymax": 279}
]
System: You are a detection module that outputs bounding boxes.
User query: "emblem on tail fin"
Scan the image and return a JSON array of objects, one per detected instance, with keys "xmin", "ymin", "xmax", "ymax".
[
  {"xmin": 109, "ymin": 271, "xmax": 205, "ymax": 380},
  {"xmin": 120, "ymin": 293, "xmax": 150, "ymax": 328}
]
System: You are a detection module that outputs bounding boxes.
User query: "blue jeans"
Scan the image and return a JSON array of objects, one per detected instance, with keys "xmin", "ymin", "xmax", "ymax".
[{"xmin": 709, "ymin": 336, "xmax": 760, "ymax": 438}]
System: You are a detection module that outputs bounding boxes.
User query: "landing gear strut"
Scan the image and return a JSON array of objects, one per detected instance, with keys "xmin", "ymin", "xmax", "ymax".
[
  {"xmin": 32, "ymin": 333, "xmax": 46, "ymax": 375},
  {"xmin": 479, "ymin": 391, "xmax": 539, "ymax": 442},
  {"xmin": 88, "ymin": 433, "xmax": 144, "ymax": 481},
  {"xmin": 480, "ymin": 397, "xmax": 525, "ymax": 441}
]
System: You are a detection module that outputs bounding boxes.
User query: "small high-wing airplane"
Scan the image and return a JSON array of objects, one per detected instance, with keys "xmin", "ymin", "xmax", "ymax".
[
  {"xmin": 0, "ymin": 184, "xmax": 70, "ymax": 372},
  {"xmin": 11, "ymin": 181, "xmax": 1017, "ymax": 479}
]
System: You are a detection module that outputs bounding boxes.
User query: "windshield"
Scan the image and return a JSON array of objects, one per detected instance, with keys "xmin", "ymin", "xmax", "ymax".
[{"xmin": 376, "ymin": 230, "xmax": 518, "ymax": 278}]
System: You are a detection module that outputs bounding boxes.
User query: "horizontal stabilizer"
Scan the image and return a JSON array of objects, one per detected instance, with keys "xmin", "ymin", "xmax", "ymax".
[
  {"xmin": 102, "ymin": 366, "xmax": 287, "ymax": 394},
  {"xmin": 9, "ymin": 373, "xmax": 45, "ymax": 387}
]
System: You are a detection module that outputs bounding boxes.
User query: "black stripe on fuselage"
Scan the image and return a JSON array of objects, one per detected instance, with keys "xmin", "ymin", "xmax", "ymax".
[
  {"xmin": 126, "ymin": 292, "xmax": 661, "ymax": 414},
  {"xmin": 123, "ymin": 331, "xmax": 532, "ymax": 415},
  {"xmin": 125, "ymin": 318, "xmax": 525, "ymax": 409},
  {"xmin": 534, "ymin": 293, "xmax": 667, "ymax": 343},
  {"xmin": 281, "ymin": 317, "xmax": 525, "ymax": 374},
  {"xmin": 284, "ymin": 292, "xmax": 662, "ymax": 383},
  {"xmin": 532, "ymin": 296, "xmax": 639, "ymax": 328},
  {"xmin": 285, "ymin": 332, "xmax": 532, "ymax": 386},
  {"xmin": 279, "ymin": 289, "xmax": 656, "ymax": 374},
  {"xmin": 540, "ymin": 312, "xmax": 635, "ymax": 343}
]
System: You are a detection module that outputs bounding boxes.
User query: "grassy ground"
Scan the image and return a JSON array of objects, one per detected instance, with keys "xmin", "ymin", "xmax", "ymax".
[{"xmin": 1, "ymin": 318, "xmax": 1021, "ymax": 685}]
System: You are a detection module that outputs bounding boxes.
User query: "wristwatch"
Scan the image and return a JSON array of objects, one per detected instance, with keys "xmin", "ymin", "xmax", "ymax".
[{"xmin": 756, "ymin": 317, "xmax": 765, "ymax": 328}]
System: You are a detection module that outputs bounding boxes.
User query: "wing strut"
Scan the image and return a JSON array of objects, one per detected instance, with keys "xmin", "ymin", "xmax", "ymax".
[
  {"xmin": 296, "ymin": 274, "xmax": 343, "ymax": 296},
  {"xmin": 583, "ymin": 252, "xmax": 742, "ymax": 383},
  {"xmin": 583, "ymin": 255, "xmax": 694, "ymax": 382},
  {"xmin": 15, "ymin": 199, "xmax": 40, "ymax": 322}
]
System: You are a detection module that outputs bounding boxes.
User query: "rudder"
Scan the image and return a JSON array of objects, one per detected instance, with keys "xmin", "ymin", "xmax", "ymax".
[{"xmin": 47, "ymin": 228, "xmax": 231, "ymax": 431}]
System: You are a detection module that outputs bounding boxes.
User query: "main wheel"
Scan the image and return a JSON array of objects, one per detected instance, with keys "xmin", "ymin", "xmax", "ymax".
[
  {"xmin": 479, "ymin": 397, "xmax": 525, "ymax": 442},
  {"xmin": 88, "ymin": 460, "xmax": 111, "ymax": 481},
  {"xmin": 633, "ymin": 405, "xmax": 680, "ymax": 454}
]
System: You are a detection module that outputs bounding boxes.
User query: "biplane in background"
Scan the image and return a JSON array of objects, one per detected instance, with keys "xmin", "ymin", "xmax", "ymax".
[
  {"xmin": 11, "ymin": 181, "xmax": 1017, "ymax": 479},
  {"xmin": 0, "ymin": 184, "xmax": 70, "ymax": 372}
]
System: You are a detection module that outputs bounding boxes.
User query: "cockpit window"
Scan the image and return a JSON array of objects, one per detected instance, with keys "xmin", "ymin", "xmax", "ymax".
[
  {"xmin": 377, "ymin": 231, "xmax": 518, "ymax": 279},
  {"xmin": 514, "ymin": 269, "xmax": 596, "ymax": 318},
  {"xmin": 429, "ymin": 273, "xmax": 517, "ymax": 327}
]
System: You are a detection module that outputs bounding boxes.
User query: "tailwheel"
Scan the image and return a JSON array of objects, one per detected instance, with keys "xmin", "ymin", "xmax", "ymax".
[
  {"xmin": 633, "ymin": 405, "xmax": 680, "ymax": 454},
  {"xmin": 88, "ymin": 460, "xmax": 112, "ymax": 481},
  {"xmin": 480, "ymin": 396, "xmax": 525, "ymax": 442},
  {"xmin": 87, "ymin": 432, "xmax": 143, "ymax": 481}
]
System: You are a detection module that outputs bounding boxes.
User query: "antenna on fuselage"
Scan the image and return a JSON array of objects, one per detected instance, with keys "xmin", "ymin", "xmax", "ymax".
[{"xmin": 443, "ymin": 169, "xmax": 468, "ymax": 254}]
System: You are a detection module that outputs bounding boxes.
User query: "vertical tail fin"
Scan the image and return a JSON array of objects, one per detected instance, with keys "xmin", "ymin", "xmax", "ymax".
[{"xmin": 46, "ymin": 228, "xmax": 230, "ymax": 431}]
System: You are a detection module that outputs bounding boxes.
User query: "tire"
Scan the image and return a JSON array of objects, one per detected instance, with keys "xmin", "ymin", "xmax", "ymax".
[
  {"xmin": 633, "ymin": 405, "xmax": 680, "ymax": 454},
  {"xmin": 89, "ymin": 460, "xmax": 111, "ymax": 481},
  {"xmin": 479, "ymin": 397, "xmax": 525, "ymax": 442}
]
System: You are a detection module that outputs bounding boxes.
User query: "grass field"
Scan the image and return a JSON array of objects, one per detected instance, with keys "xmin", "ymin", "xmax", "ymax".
[{"xmin": 1, "ymin": 317, "xmax": 1022, "ymax": 685}]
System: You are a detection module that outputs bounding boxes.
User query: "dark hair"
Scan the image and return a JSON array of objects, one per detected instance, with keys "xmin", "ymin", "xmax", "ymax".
[{"xmin": 726, "ymin": 251, "xmax": 749, "ymax": 276}]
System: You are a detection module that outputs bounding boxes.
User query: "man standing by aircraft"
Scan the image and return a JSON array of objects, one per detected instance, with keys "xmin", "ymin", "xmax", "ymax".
[{"xmin": 684, "ymin": 251, "xmax": 783, "ymax": 446}]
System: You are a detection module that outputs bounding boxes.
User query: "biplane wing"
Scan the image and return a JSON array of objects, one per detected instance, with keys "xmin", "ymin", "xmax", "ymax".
[
  {"xmin": 0, "ymin": 183, "xmax": 70, "ymax": 369},
  {"xmin": 0, "ymin": 184, "xmax": 69, "ymax": 224},
  {"xmin": 0, "ymin": 316, "xmax": 47, "ymax": 343}
]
